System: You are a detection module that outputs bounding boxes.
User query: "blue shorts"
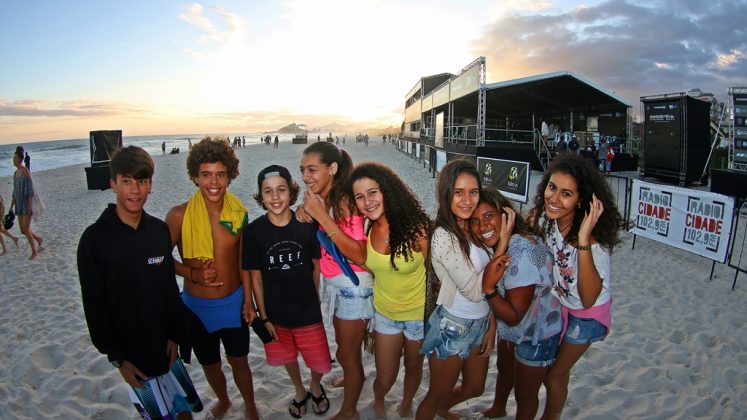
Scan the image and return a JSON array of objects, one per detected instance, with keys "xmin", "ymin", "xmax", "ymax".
[
  {"xmin": 334, "ymin": 287, "xmax": 374, "ymax": 321},
  {"xmin": 515, "ymin": 333, "xmax": 561, "ymax": 367},
  {"xmin": 421, "ymin": 305, "xmax": 489, "ymax": 360},
  {"xmin": 564, "ymin": 314, "xmax": 608, "ymax": 345},
  {"xmin": 373, "ymin": 310, "xmax": 424, "ymax": 341}
]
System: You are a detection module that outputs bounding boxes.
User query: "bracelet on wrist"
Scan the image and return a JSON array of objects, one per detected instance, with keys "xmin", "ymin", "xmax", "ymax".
[
  {"xmin": 484, "ymin": 289, "xmax": 500, "ymax": 300},
  {"xmin": 576, "ymin": 244, "xmax": 592, "ymax": 251},
  {"xmin": 328, "ymin": 228, "xmax": 340, "ymax": 238}
]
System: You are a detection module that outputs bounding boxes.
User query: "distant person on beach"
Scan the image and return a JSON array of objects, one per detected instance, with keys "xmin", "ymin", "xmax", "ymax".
[
  {"xmin": 541, "ymin": 120, "xmax": 549, "ymax": 147},
  {"xmin": 165, "ymin": 137, "xmax": 259, "ymax": 420},
  {"xmin": 274, "ymin": 135, "xmax": 279, "ymax": 149},
  {"xmin": 10, "ymin": 148, "xmax": 44, "ymax": 260},
  {"xmin": 415, "ymin": 159, "xmax": 496, "ymax": 420},
  {"xmin": 476, "ymin": 187, "xmax": 562, "ymax": 420},
  {"xmin": 298, "ymin": 141, "xmax": 371, "ymax": 419},
  {"xmin": 162, "ymin": 141, "xmax": 166, "ymax": 154},
  {"xmin": 0, "ymin": 194, "xmax": 20, "ymax": 255},
  {"xmin": 348, "ymin": 162, "xmax": 430, "ymax": 418},
  {"xmin": 242, "ymin": 165, "xmax": 331, "ymax": 418},
  {"xmin": 24, "ymin": 152, "xmax": 31, "ymax": 170},
  {"xmin": 529, "ymin": 153, "xmax": 624, "ymax": 420},
  {"xmin": 597, "ymin": 138, "xmax": 608, "ymax": 171},
  {"xmin": 77, "ymin": 146, "xmax": 203, "ymax": 419}
]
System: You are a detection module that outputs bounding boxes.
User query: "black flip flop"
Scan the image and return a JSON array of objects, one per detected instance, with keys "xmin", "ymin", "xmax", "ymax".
[
  {"xmin": 289, "ymin": 392, "xmax": 310, "ymax": 418},
  {"xmin": 310, "ymin": 385, "xmax": 330, "ymax": 415}
]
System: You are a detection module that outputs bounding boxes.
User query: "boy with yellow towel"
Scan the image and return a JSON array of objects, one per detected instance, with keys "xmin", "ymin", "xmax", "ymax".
[{"xmin": 165, "ymin": 137, "xmax": 259, "ymax": 420}]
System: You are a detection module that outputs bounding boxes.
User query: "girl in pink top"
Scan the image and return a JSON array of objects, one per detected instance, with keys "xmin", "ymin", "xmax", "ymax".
[
  {"xmin": 529, "ymin": 154, "xmax": 626, "ymax": 420},
  {"xmin": 299, "ymin": 142, "xmax": 370, "ymax": 420}
]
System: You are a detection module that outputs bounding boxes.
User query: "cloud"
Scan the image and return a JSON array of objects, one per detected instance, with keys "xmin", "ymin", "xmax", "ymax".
[
  {"xmin": 0, "ymin": 99, "xmax": 146, "ymax": 118},
  {"xmin": 179, "ymin": 3, "xmax": 246, "ymax": 59},
  {"xmin": 471, "ymin": 0, "xmax": 747, "ymax": 104}
]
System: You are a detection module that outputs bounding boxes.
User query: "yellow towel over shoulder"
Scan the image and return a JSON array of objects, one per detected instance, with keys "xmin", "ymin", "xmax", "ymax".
[{"xmin": 181, "ymin": 191, "xmax": 247, "ymax": 260}]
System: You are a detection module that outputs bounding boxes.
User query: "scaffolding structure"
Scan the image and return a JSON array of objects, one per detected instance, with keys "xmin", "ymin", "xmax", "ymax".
[{"xmin": 729, "ymin": 87, "xmax": 747, "ymax": 172}]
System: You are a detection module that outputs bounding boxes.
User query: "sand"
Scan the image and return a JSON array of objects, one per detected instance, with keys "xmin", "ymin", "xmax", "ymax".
[{"xmin": 0, "ymin": 139, "xmax": 745, "ymax": 419}]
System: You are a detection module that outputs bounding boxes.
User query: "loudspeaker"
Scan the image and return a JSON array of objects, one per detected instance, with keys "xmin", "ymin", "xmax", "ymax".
[
  {"xmin": 85, "ymin": 165, "xmax": 112, "ymax": 191},
  {"xmin": 89, "ymin": 130, "xmax": 122, "ymax": 164},
  {"xmin": 641, "ymin": 94, "xmax": 710, "ymax": 185},
  {"xmin": 711, "ymin": 169, "xmax": 747, "ymax": 201}
]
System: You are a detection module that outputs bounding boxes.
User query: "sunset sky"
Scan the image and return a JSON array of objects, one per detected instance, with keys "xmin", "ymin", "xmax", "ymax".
[{"xmin": 1, "ymin": 0, "xmax": 745, "ymax": 144}]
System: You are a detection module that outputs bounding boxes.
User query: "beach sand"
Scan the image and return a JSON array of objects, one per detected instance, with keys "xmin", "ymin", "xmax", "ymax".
[{"xmin": 0, "ymin": 140, "xmax": 745, "ymax": 419}]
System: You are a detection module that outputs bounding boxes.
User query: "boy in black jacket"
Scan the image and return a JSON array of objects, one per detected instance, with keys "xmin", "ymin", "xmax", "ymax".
[{"xmin": 78, "ymin": 146, "xmax": 202, "ymax": 419}]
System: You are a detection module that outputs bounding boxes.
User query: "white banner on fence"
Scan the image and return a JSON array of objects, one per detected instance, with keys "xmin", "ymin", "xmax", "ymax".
[{"xmin": 629, "ymin": 180, "xmax": 735, "ymax": 263}]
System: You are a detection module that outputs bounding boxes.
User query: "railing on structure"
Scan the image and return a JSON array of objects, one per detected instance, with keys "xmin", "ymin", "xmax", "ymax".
[{"xmin": 604, "ymin": 174, "xmax": 633, "ymax": 227}]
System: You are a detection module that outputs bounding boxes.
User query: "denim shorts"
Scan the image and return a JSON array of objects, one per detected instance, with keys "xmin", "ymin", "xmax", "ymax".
[
  {"xmin": 421, "ymin": 305, "xmax": 489, "ymax": 360},
  {"xmin": 515, "ymin": 333, "xmax": 561, "ymax": 367},
  {"xmin": 333, "ymin": 286, "xmax": 374, "ymax": 321},
  {"xmin": 564, "ymin": 314, "xmax": 608, "ymax": 345},
  {"xmin": 373, "ymin": 310, "xmax": 424, "ymax": 341}
]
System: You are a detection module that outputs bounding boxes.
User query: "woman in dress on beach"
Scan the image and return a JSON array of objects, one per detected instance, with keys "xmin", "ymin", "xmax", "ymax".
[
  {"xmin": 475, "ymin": 187, "xmax": 562, "ymax": 420},
  {"xmin": 348, "ymin": 162, "xmax": 430, "ymax": 418},
  {"xmin": 0, "ymin": 193, "xmax": 20, "ymax": 255},
  {"xmin": 10, "ymin": 148, "xmax": 44, "ymax": 260},
  {"xmin": 415, "ymin": 159, "xmax": 496, "ymax": 420},
  {"xmin": 529, "ymin": 154, "xmax": 624, "ymax": 420},
  {"xmin": 299, "ymin": 142, "xmax": 372, "ymax": 420}
]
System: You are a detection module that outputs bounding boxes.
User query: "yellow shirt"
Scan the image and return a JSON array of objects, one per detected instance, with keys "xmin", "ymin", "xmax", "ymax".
[{"xmin": 366, "ymin": 238, "xmax": 426, "ymax": 321}]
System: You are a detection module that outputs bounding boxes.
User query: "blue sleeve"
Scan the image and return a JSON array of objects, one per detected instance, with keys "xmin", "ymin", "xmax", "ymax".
[{"xmin": 503, "ymin": 237, "xmax": 541, "ymax": 290}]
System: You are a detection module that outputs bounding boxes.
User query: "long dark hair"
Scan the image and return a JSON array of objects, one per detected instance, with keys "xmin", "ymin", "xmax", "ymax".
[
  {"xmin": 347, "ymin": 162, "xmax": 431, "ymax": 270},
  {"xmin": 477, "ymin": 187, "xmax": 540, "ymax": 246},
  {"xmin": 530, "ymin": 154, "xmax": 625, "ymax": 251},
  {"xmin": 303, "ymin": 142, "xmax": 354, "ymax": 222},
  {"xmin": 433, "ymin": 158, "xmax": 482, "ymax": 261}
]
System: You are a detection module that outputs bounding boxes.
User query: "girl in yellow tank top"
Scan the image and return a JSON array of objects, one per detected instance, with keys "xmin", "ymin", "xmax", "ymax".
[{"xmin": 348, "ymin": 162, "xmax": 430, "ymax": 418}]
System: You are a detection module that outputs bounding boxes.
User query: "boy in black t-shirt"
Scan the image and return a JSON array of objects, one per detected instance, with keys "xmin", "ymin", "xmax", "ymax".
[{"xmin": 241, "ymin": 165, "xmax": 332, "ymax": 418}]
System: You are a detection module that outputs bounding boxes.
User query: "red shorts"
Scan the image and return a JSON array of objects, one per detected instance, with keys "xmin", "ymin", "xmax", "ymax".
[{"xmin": 264, "ymin": 322, "xmax": 332, "ymax": 374}]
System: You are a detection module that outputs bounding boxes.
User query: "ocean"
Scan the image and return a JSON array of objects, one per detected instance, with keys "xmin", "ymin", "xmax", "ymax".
[{"xmin": 0, "ymin": 132, "xmax": 299, "ymax": 177}]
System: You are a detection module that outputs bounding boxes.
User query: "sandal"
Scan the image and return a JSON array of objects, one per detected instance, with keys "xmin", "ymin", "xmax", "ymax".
[
  {"xmin": 289, "ymin": 392, "xmax": 310, "ymax": 418},
  {"xmin": 310, "ymin": 385, "xmax": 330, "ymax": 415}
]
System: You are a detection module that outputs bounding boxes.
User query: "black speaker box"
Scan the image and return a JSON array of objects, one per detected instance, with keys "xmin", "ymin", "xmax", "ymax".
[
  {"xmin": 711, "ymin": 169, "xmax": 747, "ymax": 201},
  {"xmin": 641, "ymin": 94, "xmax": 710, "ymax": 185},
  {"xmin": 85, "ymin": 165, "xmax": 111, "ymax": 191}
]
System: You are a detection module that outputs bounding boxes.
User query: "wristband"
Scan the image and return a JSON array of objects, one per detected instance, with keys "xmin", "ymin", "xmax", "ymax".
[
  {"xmin": 576, "ymin": 244, "xmax": 592, "ymax": 251},
  {"xmin": 328, "ymin": 228, "xmax": 340, "ymax": 238},
  {"xmin": 261, "ymin": 318, "xmax": 269, "ymax": 324},
  {"xmin": 484, "ymin": 289, "xmax": 500, "ymax": 300}
]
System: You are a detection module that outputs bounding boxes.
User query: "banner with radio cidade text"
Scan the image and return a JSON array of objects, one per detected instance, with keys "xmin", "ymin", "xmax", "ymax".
[{"xmin": 629, "ymin": 180, "xmax": 735, "ymax": 263}]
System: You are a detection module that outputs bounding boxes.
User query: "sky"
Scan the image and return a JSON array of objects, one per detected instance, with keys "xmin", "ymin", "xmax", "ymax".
[{"xmin": 1, "ymin": 0, "xmax": 745, "ymax": 144}]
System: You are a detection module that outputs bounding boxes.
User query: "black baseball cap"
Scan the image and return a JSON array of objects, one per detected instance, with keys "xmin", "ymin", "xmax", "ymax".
[{"xmin": 257, "ymin": 164, "xmax": 292, "ymax": 190}]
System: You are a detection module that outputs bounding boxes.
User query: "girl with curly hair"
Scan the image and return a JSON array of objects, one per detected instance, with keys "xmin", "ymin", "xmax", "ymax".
[
  {"xmin": 474, "ymin": 187, "xmax": 562, "ymax": 420},
  {"xmin": 415, "ymin": 159, "xmax": 497, "ymax": 420},
  {"xmin": 528, "ymin": 153, "xmax": 625, "ymax": 420},
  {"xmin": 347, "ymin": 162, "xmax": 430, "ymax": 418},
  {"xmin": 299, "ymin": 142, "xmax": 370, "ymax": 419}
]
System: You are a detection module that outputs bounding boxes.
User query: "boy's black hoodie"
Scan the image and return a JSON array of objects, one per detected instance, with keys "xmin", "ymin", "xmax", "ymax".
[{"xmin": 78, "ymin": 204, "xmax": 188, "ymax": 377}]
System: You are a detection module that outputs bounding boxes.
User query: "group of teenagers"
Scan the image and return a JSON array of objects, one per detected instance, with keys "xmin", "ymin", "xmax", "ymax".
[{"xmin": 77, "ymin": 136, "xmax": 625, "ymax": 420}]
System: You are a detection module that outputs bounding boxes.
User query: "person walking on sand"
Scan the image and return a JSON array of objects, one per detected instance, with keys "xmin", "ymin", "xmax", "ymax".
[
  {"xmin": 78, "ymin": 146, "xmax": 203, "ymax": 419},
  {"xmin": 10, "ymin": 148, "xmax": 43, "ymax": 259},
  {"xmin": 0, "ymin": 194, "xmax": 20, "ymax": 255},
  {"xmin": 297, "ymin": 141, "xmax": 372, "ymax": 420},
  {"xmin": 274, "ymin": 135, "xmax": 279, "ymax": 149},
  {"xmin": 415, "ymin": 159, "xmax": 497, "ymax": 420},
  {"xmin": 348, "ymin": 162, "xmax": 430, "ymax": 418},
  {"xmin": 24, "ymin": 152, "xmax": 31, "ymax": 171},
  {"xmin": 528, "ymin": 154, "xmax": 625, "ymax": 420},
  {"xmin": 475, "ymin": 188, "xmax": 562, "ymax": 420},
  {"xmin": 242, "ymin": 165, "xmax": 332, "ymax": 418},
  {"xmin": 165, "ymin": 137, "xmax": 259, "ymax": 420}
]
